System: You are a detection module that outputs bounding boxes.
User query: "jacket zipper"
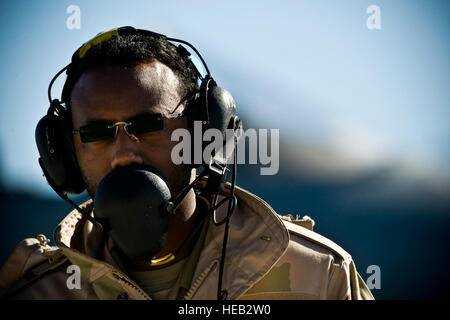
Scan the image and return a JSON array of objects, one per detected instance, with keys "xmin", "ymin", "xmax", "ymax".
[
  {"xmin": 111, "ymin": 271, "xmax": 152, "ymax": 300},
  {"xmin": 183, "ymin": 259, "xmax": 219, "ymax": 300}
]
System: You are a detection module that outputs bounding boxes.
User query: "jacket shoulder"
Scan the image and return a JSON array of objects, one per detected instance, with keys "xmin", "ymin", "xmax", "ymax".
[
  {"xmin": 0, "ymin": 234, "xmax": 68, "ymax": 299},
  {"xmin": 278, "ymin": 214, "xmax": 352, "ymax": 262},
  {"xmin": 243, "ymin": 214, "xmax": 373, "ymax": 300}
]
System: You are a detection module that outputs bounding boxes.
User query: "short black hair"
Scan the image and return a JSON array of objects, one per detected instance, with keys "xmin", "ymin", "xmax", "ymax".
[{"xmin": 61, "ymin": 32, "xmax": 199, "ymax": 107}]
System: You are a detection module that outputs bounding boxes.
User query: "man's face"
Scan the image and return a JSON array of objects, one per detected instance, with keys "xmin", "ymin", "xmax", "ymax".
[{"xmin": 70, "ymin": 61, "xmax": 192, "ymax": 198}]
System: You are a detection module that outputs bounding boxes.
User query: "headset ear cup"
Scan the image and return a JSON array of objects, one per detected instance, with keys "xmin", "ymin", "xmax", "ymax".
[
  {"xmin": 187, "ymin": 83, "xmax": 238, "ymax": 167},
  {"xmin": 36, "ymin": 115, "xmax": 66, "ymax": 191},
  {"xmin": 206, "ymin": 85, "xmax": 237, "ymax": 143},
  {"xmin": 186, "ymin": 94, "xmax": 202, "ymax": 169},
  {"xmin": 200, "ymin": 85, "xmax": 239, "ymax": 197},
  {"xmin": 35, "ymin": 111, "xmax": 85, "ymax": 194}
]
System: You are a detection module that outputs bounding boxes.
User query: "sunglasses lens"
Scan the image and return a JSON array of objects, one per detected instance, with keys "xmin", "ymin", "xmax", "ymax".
[
  {"xmin": 78, "ymin": 114, "xmax": 168, "ymax": 143},
  {"xmin": 79, "ymin": 123, "xmax": 116, "ymax": 142},
  {"xmin": 127, "ymin": 115, "xmax": 164, "ymax": 135}
]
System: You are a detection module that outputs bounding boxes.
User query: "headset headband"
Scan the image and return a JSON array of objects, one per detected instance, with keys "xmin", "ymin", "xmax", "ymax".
[{"xmin": 48, "ymin": 26, "xmax": 211, "ymax": 105}]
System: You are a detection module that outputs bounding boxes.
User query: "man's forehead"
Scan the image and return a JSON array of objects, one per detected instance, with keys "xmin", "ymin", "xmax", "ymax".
[{"xmin": 70, "ymin": 61, "xmax": 181, "ymax": 122}]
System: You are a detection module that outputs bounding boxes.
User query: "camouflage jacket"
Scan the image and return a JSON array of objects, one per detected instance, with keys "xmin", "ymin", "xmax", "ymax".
[{"xmin": 0, "ymin": 182, "xmax": 374, "ymax": 300}]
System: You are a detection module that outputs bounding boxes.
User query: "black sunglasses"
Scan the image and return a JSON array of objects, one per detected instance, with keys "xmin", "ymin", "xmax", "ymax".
[{"xmin": 72, "ymin": 112, "xmax": 185, "ymax": 143}]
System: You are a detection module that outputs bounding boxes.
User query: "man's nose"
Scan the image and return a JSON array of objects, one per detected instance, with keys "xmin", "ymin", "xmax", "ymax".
[{"xmin": 110, "ymin": 127, "xmax": 144, "ymax": 169}]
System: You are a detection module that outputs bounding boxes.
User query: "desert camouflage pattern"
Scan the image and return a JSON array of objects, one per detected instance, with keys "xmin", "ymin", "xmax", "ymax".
[{"xmin": 0, "ymin": 180, "xmax": 373, "ymax": 300}]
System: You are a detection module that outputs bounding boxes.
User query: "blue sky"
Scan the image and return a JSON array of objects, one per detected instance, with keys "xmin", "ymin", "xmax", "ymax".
[{"xmin": 0, "ymin": 0, "xmax": 448, "ymax": 197}]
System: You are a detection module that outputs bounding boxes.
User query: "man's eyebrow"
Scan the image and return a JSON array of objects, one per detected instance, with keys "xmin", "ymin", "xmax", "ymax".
[
  {"xmin": 81, "ymin": 118, "xmax": 113, "ymax": 126},
  {"xmin": 125, "ymin": 111, "xmax": 161, "ymax": 121},
  {"xmin": 80, "ymin": 111, "xmax": 163, "ymax": 126}
]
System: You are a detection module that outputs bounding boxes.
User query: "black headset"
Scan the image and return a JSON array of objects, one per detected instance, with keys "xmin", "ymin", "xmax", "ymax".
[
  {"xmin": 35, "ymin": 27, "xmax": 241, "ymax": 300},
  {"xmin": 35, "ymin": 26, "xmax": 241, "ymax": 198}
]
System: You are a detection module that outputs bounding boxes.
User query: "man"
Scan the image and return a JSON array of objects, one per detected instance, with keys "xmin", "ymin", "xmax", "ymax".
[{"xmin": 0, "ymin": 27, "xmax": 373, "ymax": 300}]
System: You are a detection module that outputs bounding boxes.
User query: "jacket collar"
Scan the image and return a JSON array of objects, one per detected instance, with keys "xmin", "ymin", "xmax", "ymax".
[{"xmin": 186, "ymin": 180, "xmax": 290, "ymax": 299}]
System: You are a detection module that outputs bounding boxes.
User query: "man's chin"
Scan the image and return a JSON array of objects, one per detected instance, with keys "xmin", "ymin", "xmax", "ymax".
[{"xmin": 85, "ymin": 183, "xmax": 97, "ymax": 200}]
